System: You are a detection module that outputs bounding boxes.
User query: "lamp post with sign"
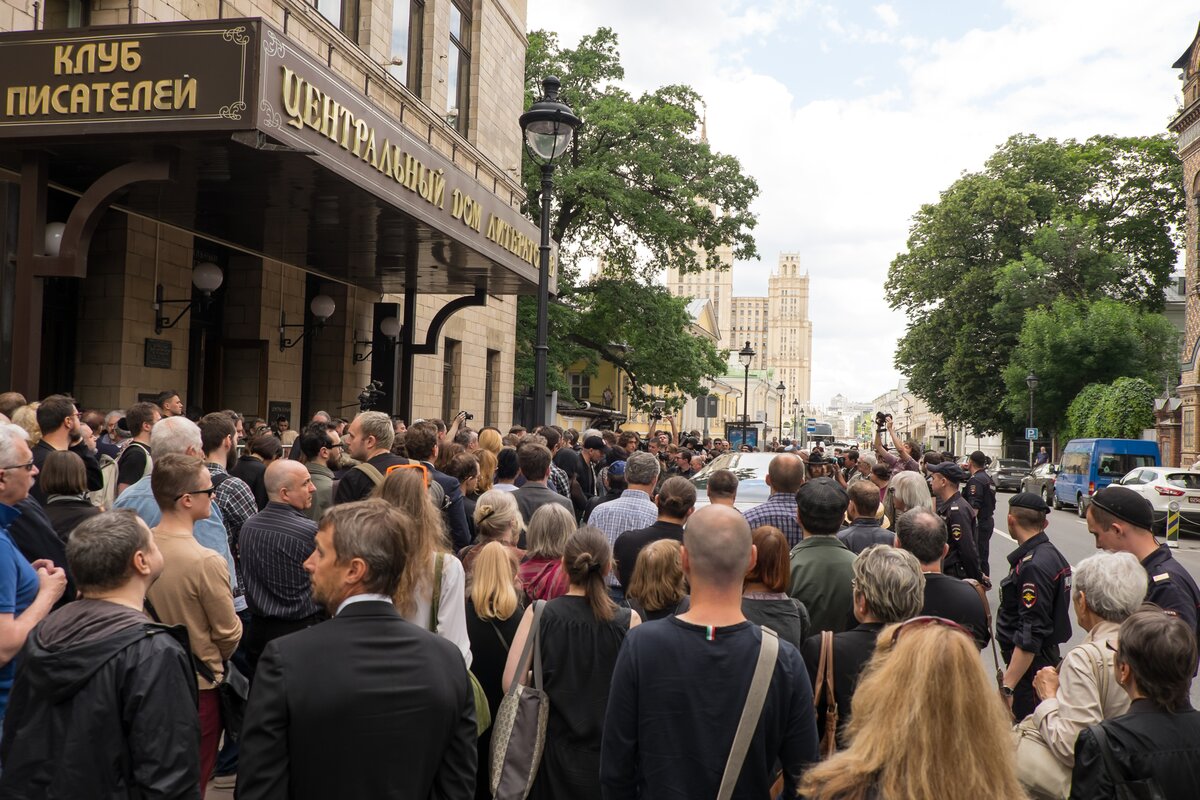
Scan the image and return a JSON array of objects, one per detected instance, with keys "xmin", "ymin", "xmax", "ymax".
[
  {"xmin": 1026, "ymin": 372, "xmax": 1039, "ymax": 466},
  {"xmin": 520, "ymin": 76, "xmax": 581, "ymax": 428}
]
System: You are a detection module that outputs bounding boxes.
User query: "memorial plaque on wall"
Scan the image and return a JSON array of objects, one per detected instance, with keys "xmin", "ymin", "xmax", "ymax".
[
  {"xmin": 144, "ymin": 338, "xmax": 172, "ymax": 369},
  {"xmin": 267, "ymin": 400, "xmax": 291, "ymax": 425}
]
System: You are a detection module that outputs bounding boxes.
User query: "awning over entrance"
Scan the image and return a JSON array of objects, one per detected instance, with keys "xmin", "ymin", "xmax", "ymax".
[{"xmin": 0, "ymin": 18, "xmax": 550, "ymax": 296}]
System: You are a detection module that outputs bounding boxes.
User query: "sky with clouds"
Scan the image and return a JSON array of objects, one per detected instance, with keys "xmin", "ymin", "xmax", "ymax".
[{"xmin": 525, "ymin": 0, "xmax": 1199, "ymax": 407}]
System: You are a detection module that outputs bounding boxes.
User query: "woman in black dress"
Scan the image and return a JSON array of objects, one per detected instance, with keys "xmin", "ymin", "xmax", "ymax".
[
  {"xmin": 464, "ymin": 541, "xmax": 523, "ymax": 800},
  {"xmin": 625, "ymin": 539, "xmax": 686, "ymax": 621},
  {"xmin": 40, "ymin": 451, "xmax": 100, "ymax": 541},
  {"xmin": 503, "ymin": 526, "xmax": 640, "ymax": 800}
]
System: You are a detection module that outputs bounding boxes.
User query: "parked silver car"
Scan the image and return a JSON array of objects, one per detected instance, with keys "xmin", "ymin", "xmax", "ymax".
[{"xmin": 690, "ymin": 452, "xmax": 775, "ymax": 511}]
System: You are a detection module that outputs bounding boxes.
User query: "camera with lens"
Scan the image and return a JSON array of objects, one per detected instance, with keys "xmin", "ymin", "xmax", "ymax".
[
  {"xmin": 358, "ymin": 380, "xmax": 386, "ymax": 412},
  {"xmin": 458, "ymin": 411, "xmax": 474, "ymax": 421},
  {"xmin": 649, "ymin": 399, "xmax": 665, "ymax": 421},
  {"xmin": 874, "ymin": 411, "xmax": 892, "ymax": 434}
]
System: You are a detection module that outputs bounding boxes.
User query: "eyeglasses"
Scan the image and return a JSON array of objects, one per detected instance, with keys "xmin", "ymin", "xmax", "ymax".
[
  {"xmin": 890, "ymin": 615, "xmax": 973, "ymax": 646},
  {"xmin": 0, "ymin": 460, "xmax": 35, "ymax": 471},
  {"xmin": 175, "ymin": 486, "xmax": 217, "ymax": 501}
]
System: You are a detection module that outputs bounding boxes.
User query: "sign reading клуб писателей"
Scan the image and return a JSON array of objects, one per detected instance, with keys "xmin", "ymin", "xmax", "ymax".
[{"xmin": 0, "ymin": 22, "xmax": 257, "ymax": 136}]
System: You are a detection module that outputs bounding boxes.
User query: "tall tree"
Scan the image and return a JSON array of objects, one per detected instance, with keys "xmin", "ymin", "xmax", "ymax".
[
  {"xmin": 887, "ymin": 134, "xmax": 1184, "ymax": 433},
  {"xmin": 515, "ymin": 28, "xmax": 760, "ymax": 408}
]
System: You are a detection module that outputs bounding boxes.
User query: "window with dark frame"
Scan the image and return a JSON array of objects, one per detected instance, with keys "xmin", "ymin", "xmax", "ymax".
[
  {"xmin": 485, "ymin": 349, "xmax": 499, "ymax": 426},
  {"xmin": 389, "ymin": 0, "xmax": 424, "ymax": 93},
  {"xmin": 569, "ymin": 372, "xmax": 591, "ymax": 402},
  {"xmin": 442, "ymin": 338, "xmax": 460, "ymax": 423},
  {"xmin": 315, "ymin": 0, "xmax": 359, "ymax": 42},
  {"xmin": 446, "ymin": 0, "xmax": 471, "ymax": 135},
  {"xmin": 41, "ymin": 0, "xmax": 89, "ymax": 28}
]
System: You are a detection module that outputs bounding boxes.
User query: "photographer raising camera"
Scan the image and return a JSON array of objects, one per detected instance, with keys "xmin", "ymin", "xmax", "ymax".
[{"xmin": 872, "ymin": 412, "xmax": 921, "ymax": 477}]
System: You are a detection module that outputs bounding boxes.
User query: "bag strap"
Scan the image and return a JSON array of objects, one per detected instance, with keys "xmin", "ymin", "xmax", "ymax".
[
  {"xmin": 354, "ymin": 461, "xmax": 385, "ymax": 487},
  {"xmin": 144, "ymin": 597, "xmax": 218, "ymax": 684},
  {"xmin": 965, "ymin": 578, "xmax": 1003, "ymax": 689},
  {"xmin": 427, "ymin": 554, "xmax": 444, "ymax": 632},
  {"xmin": 717, "ymin": 626, "xmax": 779, "ymax": 800},
  {"xmin": 1088, "ymin": 723, "xmax": 1129, "ymax": 786},
  {"xmin": 491, "ymin": 620, "xmax": 511, "ymax": 652},
  {"xmin": 1081, "ymin": 640, "xmax": 1111, "ymax": 714},
  {"xmin": 507, "ymin": 599, "xmax": 546, "ymax": 693}
]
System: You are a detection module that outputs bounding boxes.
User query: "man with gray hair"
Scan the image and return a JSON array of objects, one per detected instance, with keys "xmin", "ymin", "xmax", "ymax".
[
  {"xmin": 334, "ymin": 410, "xmax": 410, "ymax": 504},
  {"xmin": 0, "ymin": 510, "xmax": 199, "ymax": 796},
  {"xmin": 113, "ymin": 416, "xmax": 244, "ymax": 613},
  {"xmin": 590, "ymin": 451, "xmax": 661, "ymax": 602},
  {"xmin": 601, "ymin": 504, "xmax": 819, "ymax": 798},
  {"xmin": 893, "ymin": 507, "xmax": 990, "ymax": 649}
]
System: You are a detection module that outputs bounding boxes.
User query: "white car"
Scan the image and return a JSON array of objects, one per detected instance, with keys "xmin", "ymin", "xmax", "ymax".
[
  {"xmin": 1111, "ymin": 467, "xmax": 1200, "ymax": 537},
  {"xmin": 690, "ymin": 452, "xmax": 775, "ymax": 512}
]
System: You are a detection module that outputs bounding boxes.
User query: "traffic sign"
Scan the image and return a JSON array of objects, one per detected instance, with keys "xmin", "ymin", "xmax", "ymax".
[
  {"xmin": 1025, "ymin": 427, "xmax": 1039, "ymax": 441},
  {"xmin": 695, "ymin": 395, "xmax": 718, "ymax": 418},
  {"xmin": 806, "ymin": 426, "xmax": 816, "ymax": 434}
]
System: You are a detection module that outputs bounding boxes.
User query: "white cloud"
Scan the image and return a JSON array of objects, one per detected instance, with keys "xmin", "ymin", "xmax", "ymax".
[{"xmin": 526, "ymin": 0, "xmax": 1199, "ymax": 406}]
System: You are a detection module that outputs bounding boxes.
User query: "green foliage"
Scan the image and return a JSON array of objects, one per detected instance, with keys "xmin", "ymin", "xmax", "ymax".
[
  {"xmin": 1002, "ymin": 298, "xmax": 1177, "ymax": 436},
  {"xmin": 887, "ymin": 133, "xmax": 1184, "ymax": 434},
  {"xmin": 1063, "ymin": 378, "xmax": 1157, "ymax": 440},
  {"xmin": 514, "ymin": 29, "xmax": 759, "ymax": 402}
]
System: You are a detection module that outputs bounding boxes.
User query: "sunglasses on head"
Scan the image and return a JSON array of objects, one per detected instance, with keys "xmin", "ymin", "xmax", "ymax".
[
  {"xmin": 890, "ymin": 615, "xmax": 973, "ymax": 646},
  {"xmin": 386, "ymin": 462, "xmax": 430, "ymax": 488}
]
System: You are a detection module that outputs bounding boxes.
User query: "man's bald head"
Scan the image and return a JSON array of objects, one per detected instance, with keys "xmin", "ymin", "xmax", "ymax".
[
  {"xmin": 682, "ymin": 504, "xmax": 754, "ymax": 588},
  {"xmin": 767, "ymin": 453, "xmax": 806, "ymax": 494},
  {"xmin": 266, "ymin": 459, "xmax": 310, "ymax": 499}
]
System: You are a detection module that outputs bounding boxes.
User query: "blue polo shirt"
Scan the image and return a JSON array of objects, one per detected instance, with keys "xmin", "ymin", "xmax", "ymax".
[{"xmin": 0, "ymin": 503, "xmax": 39, "ymax": 720}]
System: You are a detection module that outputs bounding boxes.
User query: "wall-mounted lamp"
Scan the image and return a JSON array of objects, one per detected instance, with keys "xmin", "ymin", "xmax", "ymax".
[
  {"xmin": 44, "ymin": 222, "xmax": 66, "ymax": 257},
  {"xmin": 280, "ymin": 293, "xmax": 337, "ymax": 351},
  {"xmin": 352, "ymin": 315, "xmax": 401, "ymax": 362},
  {"xmin": 154, "ymin": 262, "xmax": 224, "ymax": 334}
]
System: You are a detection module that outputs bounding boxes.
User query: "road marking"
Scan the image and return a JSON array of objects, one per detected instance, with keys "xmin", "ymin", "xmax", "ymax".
[{"xmin": 994, "ymin": 526, "xmax": 1016, "ymax": 544}]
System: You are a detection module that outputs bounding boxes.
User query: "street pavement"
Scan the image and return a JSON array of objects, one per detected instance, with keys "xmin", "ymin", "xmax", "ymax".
[{"xmin": 986, "ymin": 494, "xmax": 1200, "ymax": 707}]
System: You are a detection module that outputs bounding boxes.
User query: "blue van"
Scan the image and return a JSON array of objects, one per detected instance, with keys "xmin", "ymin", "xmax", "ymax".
[{"xmin": 1053, "ymin": 438, "xmax": 1161, "ymax": 516}]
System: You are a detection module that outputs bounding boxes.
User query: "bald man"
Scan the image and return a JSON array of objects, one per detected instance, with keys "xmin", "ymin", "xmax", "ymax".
[
  {"xmin": 238, "ymin": 460, "xmax": 325, "ymax": 676},
  {"xmin": 744, "ymin": 453, "xmax": 807, "ymax": 546},
  {"xmin": 602, "ymin": 504, "xmax": 819, "ymax": 798}
]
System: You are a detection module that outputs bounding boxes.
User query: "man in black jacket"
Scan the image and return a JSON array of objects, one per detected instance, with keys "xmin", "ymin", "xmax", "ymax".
[
  {"xmin": 0, "ymin": 509, "xmax": 199, "ymax": 799},
  {"xmin": 614, "ymin": 476, "xmax": 695, "ymax": 590},
  {"xmin": 334, "ymin": 411, "xmax": 411, "ymax": 504},
  {"xmin": 1071, "ymin": 607, "xmax": 1200, "ymax": 798},
  {"xmin": 238, "ymin": 499, "xmax": 476, "ymax": 800},
  {"xmin": 29, "ymin": 394, "xmax": 103, "ymax": 506}
]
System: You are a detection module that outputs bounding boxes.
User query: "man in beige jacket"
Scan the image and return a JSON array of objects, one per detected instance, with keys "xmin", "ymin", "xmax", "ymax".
[{"xmin": 147, "ymin": 452, "xmax": 242, "ymax": 794}]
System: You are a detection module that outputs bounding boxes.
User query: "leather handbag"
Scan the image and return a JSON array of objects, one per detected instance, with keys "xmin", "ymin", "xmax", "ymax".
[
  {"xmin": 965, "ymin": 578, "xmax": 1007, "ymax": 706},
  {"xmin": 718, "ymin": 626, "xmax": 779, "ymax": 800},
  {"xmin": 813, "ymin": 630, "xmax": 839, "ymax": 758},
  {"xmin": 491, "ymin": 599, "xmax": 549, "ymax": 800},
  {"xmin": 428, "ymin": 554, "xmax": 491, "ymax": 736}
]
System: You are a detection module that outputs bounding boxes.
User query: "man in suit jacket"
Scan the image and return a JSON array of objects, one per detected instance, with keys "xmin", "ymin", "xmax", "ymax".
[
  {"xmin": 513, "ymin": 442, "xmax": 573, "ymax": 529},
  {"xmin": 402, "ymin": 422, "xmax": 471, "ymax": 550},
  {"xmin": 237, "ymin": 499, "xmax": 477, "ymax": 800}
]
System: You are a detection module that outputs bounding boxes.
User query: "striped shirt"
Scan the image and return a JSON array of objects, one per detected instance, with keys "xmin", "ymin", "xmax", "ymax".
[
  {"xmin": 589, "ymin": 489, "xmax": 658, "ymax": 587},
  {"xmin": 743, "ymin": 493, "xmax": 804, "ymax": 548},
  {"xmin": 239, "ymin": 501, "xmax": 321, "ymax": 620}
]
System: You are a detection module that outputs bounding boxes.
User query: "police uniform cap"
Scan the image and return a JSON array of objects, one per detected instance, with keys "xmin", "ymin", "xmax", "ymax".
[
  {"xmin": 1009, "ymin": 491, "xmax": 1051, "ymax": 514},
  {"xmin": 1090, "ymin": 486, "xmax": 1154, "ymax": 531},
  {"xmin": 927, "ymin": 461, "xmax": 967, "ymax": 483}
]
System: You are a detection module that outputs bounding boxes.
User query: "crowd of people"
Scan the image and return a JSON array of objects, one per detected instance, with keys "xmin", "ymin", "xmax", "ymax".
[{"xmin": 0, "ymin": 388, "xmax": 1197, "ymax": 799}]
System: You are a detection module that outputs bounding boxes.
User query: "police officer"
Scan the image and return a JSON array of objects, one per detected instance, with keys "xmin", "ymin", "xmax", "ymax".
[
  {"xmin": 965, "ymin": 451, "xmax": 997, "ymax": 577},
  {"xmin": 996, "ymin": 492, "xmax": 1072, "ymax": 721},
  {"xmin": 927, "ymin": 462, "xmax": 982, "ymax": 582},
  {"xmin": 1086, "ymin": 485, "xmax": 1200, "ymax": 637}
]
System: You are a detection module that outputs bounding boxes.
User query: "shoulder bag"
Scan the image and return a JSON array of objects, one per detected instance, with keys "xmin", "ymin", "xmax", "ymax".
[
  {"xmin": 813, "ymin": 630, "xmax": 839, "ymax": 758},
  {"xmin": 491, "ymin": 599, "xmax": 550, "ymax": 800},
  {"xmin": 428, "ymin": 554, "xmax": 491, "ymax": 736},
  {"xmin": 1012, "ymin": 641, "xmax": 1109, "ymax": 800},
  {"xmin": 718, "ymin": 626, "xmax": 779, "ymax": 800},
  {"xmin": 965, "ymin": 578, "xmax": 1006, "ymax": 703},
  {"xmin": 1088, "ymin": 723, "xmax": 1167, "ymax": 800}
]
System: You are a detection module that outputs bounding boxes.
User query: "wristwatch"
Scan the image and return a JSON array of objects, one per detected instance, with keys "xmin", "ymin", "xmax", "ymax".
[{"xmin": 1000, "ymin": 685, "xmax": 1015, "ymax": 698}]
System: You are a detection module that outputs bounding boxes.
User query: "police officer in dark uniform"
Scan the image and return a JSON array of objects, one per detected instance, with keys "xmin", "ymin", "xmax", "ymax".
[
  {"xmin": 1086, "ymin": 485, "xmax": 1200, "ymax": 638},
  {"xmin": 965, "ymin": 450, "xmax": 997, "ymax": 576},
  {"xmin": 927, "ymin": 462, "xmax": 982, "ymax": 582},
  {"xmin": 996, "ymin": 492, "xmax": 1072, "ymax": 721}
]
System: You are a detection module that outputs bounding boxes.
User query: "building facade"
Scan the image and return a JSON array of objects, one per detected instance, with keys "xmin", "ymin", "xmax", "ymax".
[{"xmin": 0, "ymin": 0, "xmax": 539, "ymax": 428}]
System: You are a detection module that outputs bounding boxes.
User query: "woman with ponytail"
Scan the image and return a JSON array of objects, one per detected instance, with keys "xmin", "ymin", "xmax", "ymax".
[{"xmin": 503, "ymin": 526, "xmax": 640, "ymax": 800}]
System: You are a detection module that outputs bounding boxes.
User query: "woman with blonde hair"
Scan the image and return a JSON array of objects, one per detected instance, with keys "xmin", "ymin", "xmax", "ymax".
[
  {"xmin": 460, "ymin": 489, "xmax": 524, "ymax": 576},
  {"xmin": 799, "ymin": 618, "xmax": 1024, "ymax": 800},
  {"xmin": 474, "ymin": 447, "xmax": 497, "ymax": 493},
  {"xmin": 625, "ymin": 539, "xmax": 687, "ymax": 621},
  {"xmin": 12, "ymin": 404, "xmax": 40, "ymax": 446},
  {"xmin": 465, "ymin": 541, "xmax": 524, "ymax": 800},
  {"xmin": 477, "ymin": 427, "xmax": 503, "ymax": 456},
  {"xmin": 373, "ymin": 466, "xmax": 471, "ymax": 666},
  {"xmin": 518, "ymin": 503, "xmax": 574, "ymax": 601}
]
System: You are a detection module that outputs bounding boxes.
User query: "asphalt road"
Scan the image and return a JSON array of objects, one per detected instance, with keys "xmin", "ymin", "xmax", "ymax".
[{"xmin": 985, "ymin": 492, "xmax": 1200, "ymax": 706}]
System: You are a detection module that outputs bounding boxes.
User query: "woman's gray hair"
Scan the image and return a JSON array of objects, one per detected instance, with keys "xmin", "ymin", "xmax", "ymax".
[
  {"xmin": 526, "ymin": 503, "xmax": 576, "ymax": 559},
  {"xmin": 857, "ymin": 451, "xmax": 877, "ymax": 468},
  {"xmin": 853, "ymin": 544, "xmax": 925, "ymax": 623},
  {"xmin": 149, "ymin": 416, "xmax": 202, "ymax": 457},
  {"xmin": 1073, "ymin": 551, "xmax": 1147, "ymax": 623},
  {"xmin": 0, "ymin": 423, "xmax": 30, "ymax": 467},
  {"xmin": 883, "ymin": 469, "xmax": 933, "ymax": 523}
]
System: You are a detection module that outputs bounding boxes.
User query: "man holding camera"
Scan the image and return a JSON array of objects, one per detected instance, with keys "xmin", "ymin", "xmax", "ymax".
[{"xmin": 872, "ymin": 414, "xmax": 920, "ymax": 477}]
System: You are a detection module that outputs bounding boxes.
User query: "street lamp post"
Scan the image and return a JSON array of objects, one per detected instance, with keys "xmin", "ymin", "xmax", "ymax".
[
  {"xmin": 791, "ymin": 398, "xmax": 799, "ymax": 445},
  {"xmin": 520, "ymin": 76, "xmax": 581, "ymax": 428},
  {"xmin": 776, "ymin": 381, "xmax": 785, "ymax": 445},
  {"xmin": 738, "ymin": 341, "xmax": 755, "ymax": 451},
  {"xmin": 1026, "ymin": 372, "xmax": 1039, "ymax": 465}
]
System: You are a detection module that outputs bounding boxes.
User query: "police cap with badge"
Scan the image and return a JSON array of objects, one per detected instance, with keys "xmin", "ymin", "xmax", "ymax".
[{"xmin": 927, "ymin": 461, "xmax": 967, "ymax": 483}]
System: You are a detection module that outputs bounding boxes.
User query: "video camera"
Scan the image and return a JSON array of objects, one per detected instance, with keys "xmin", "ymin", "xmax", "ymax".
[
  {"xmin": 358, "ymin": 380, "xmax": 386, "ymax": 412},
  {"xmin": 874, "ymin": 411, "xmax": 892, "ymax": 435}
]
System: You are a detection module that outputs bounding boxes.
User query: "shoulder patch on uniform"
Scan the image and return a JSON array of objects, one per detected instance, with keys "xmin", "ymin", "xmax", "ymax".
[
  {"xmin": 950, "ymin": 505, "xmax": 960, "ymax": 512},
  {"xmin": 1021, "ymin": 583, "xmax": 1037, "ymax": 609},
  {"xmin": 1021, "ymin": 554, "xmax": 1033, "ymax": 563},
  {"xmin": 969, "ymin": 484, "xmax": 977, "ymax": 495},
  {"xmin": 950, "ymin": 525, "xmax": 962, "ymax": 540},
  {"xmin": 1153, "ymin": 572, "xmax": 1171, "ymax": 583}
]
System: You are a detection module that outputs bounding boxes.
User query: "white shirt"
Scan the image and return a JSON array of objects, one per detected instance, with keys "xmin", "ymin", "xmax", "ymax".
[
  {"xmin": 336, "ymin": 593, "xmax": 393, "ymax": 616},
  {"xmin": 493, "ymin": 483, "xmax": 519, "ymax": 493},
  {"xmin": 401, "ymin": 553, "xmax": 473, "ymax": 668}
]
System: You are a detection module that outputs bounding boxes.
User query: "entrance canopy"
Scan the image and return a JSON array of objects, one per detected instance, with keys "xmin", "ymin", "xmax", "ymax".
[{"xmin": 0, "ymin": 18, "xmax": 550, "ymax": 295}]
